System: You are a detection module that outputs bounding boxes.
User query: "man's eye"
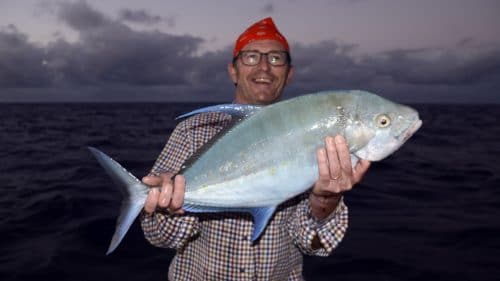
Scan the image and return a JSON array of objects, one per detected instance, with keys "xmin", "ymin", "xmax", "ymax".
[
  {"xmin": 269, "ymin": 55, "xmax": 281, "ymax": 63},
  {"xmin": 245, "ymin": 54, "xmax": 259, "ymax": 62}
]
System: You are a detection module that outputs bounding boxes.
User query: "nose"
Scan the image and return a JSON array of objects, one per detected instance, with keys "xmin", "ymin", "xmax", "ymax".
[{"xmin": 257, "ymin": 54, "xmax": 270, "ymax": 71}]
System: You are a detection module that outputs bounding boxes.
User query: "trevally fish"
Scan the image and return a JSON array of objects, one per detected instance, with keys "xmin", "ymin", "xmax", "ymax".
[{"xmin": 89, "ymin": 90, "xmax": 422, "ymax": 254}]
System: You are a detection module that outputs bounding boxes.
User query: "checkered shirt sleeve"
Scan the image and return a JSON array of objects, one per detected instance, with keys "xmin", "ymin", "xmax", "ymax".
[{"xmin": 289, "ymin": 196, "xmax": 348, "ymax": 256}]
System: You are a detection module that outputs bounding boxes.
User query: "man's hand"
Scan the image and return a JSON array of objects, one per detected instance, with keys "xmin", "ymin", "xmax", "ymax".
[
  {"xmin": 310, "ymin": 135, "xmax": 371, "ymax": 220},
  {"xmin": 142, "ymin": 173, "xmax": 186, "ymax": 215}
]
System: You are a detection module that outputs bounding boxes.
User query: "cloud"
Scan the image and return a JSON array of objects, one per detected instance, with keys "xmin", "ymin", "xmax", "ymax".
[
  {"xmin": 118, "ymin": 8, "xmax": 174, "ymax": 27},
  {"xmin": 0, "ymin": 25, "xmax": 51, "ymax": 87},
  {"xmin": 0, "ymin": 1, "xmax": 499, "ymax": 103},
  {"xmin": 0, "ymin": 0, "xmax": 225, "ymax": 98},
  {"xmin": 57, "ymin": 0, "xmax": 108, "ymax": 31},
  {"xmin": 362, "ymin": 45, "xmax": 500, "ymax": 86},
  {"xmin": 53, "ymin": 1, "xmax": 204, "ymax": 87},
  {"xmin": 287, "ymin": 40, "xmax": 500, "ymax": 103},
  {"xmin": 290, "ymin": 41, "xmax": 372, "ymax": 90},
  {"xmin": 261, "ymin": 3, "xmax": 274, "ymax": 14}
]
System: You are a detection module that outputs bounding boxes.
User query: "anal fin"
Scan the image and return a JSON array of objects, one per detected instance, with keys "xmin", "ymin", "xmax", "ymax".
[
  {"xmin": 248, "ymin": 206, "xmax": 277, "ymax": 241},
  {"xmin": 182, "ymin": 203, "xmax": 277, "ymax": 242}
]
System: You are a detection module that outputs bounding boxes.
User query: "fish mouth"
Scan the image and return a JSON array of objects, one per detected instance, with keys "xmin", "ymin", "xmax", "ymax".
[{"xmin": 399, "ymin": 119, "xmax": 422, "ymax": 143}]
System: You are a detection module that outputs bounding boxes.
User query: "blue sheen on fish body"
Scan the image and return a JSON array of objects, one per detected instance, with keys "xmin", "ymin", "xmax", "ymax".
[
  {"xmin": 89, "ymin": 90, "xmax": 422, "ymax": 254},
  {"xmin": 181, "ymin": 90, "xmax": 421, "ymax": 208}
]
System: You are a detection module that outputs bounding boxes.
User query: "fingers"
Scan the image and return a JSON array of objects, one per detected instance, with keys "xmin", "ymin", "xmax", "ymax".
[
  {"xmin": 158, "ymin": 173, "xmax": 174, "ymax": 209},
  {"xmin": 314, "ymin": 135, "xmax": 356, "ymax": 196},
  {"xmin": 315, "ymin": 146, "xmax": 341, "ymax": 196},
  {"xmin": 325, "ymin": 136, "xmax": 341, "ymax": 178},
  {"xmin": 141, "ymin": 173, "xmax": 185, "ymax": 214},
  {"xmin": 170, "ymin": 175, "xmax": 185, "ymax": 214},
  {"xmin": 316, "ymin": 148, "xmax": 330, "ymax": 181},
  {"xmin": 142, "ymin": 174, "xmax": 163, "ymax": 187},
  {"xmin": 323, "ymin": 135, "xmax": 352, "ymax": 179},
  {"xmin": 334, "ymin": 135, "xmax": 353, "ymax": 179},
  {"xmin": 144, "ymin": 186, "xmax": 160, "ymax": 214},
  {"xmin": 353, "ymin": 159, "xmax": 371, "ymax": 184}
]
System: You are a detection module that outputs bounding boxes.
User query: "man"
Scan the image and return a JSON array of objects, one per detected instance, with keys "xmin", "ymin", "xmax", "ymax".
[{"xmin": 141, "ymin": 17, "xmax": 371, "ymax": 280}]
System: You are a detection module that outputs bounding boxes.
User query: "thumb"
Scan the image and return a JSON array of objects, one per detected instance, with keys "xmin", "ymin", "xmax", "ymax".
[
  {"xmin": 142, "ymin": 175, "xmax": 162, "ymax": 187},
  {"xmin": 353, "ymin": 160, "xmax": 371, "ymax": 183}
]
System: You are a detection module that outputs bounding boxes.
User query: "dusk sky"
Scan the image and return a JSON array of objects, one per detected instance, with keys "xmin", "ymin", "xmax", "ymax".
[{"xmin": 1, "ymin": 0, "xmax": 499, "ymax": 103}]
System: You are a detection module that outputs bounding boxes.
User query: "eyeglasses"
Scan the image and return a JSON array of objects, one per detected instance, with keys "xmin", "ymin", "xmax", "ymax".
[{"xmin": 236, "ymin": 50, "xmax": 290, "ymax": 66}]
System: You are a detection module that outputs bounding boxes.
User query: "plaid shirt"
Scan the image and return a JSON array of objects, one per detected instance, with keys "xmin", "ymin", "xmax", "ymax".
[{"xmin": 141, "ymin": 112, "xmax": 348, "ymax": 281}]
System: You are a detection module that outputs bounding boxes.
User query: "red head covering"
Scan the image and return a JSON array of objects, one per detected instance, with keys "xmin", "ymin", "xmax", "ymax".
[{"xmin": 233, "ymin": 17, "xmax": 290, "ymax": 58}]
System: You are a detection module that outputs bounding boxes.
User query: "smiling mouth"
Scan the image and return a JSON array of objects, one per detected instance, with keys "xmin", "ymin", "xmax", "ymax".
[{"xmin": 253, "ymin": 77, "xmax": 272, "ymax": 84}]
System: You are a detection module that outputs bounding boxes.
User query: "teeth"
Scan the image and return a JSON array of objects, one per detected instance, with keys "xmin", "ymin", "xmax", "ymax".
[{"xmin": 255, "ymin": 77, "xmax": 271, "ymax": 83}]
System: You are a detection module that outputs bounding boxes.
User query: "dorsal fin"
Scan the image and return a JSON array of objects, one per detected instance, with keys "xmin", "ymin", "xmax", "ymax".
[{"xmin": 176, "ymin": 104, "xmax": 261, "ymax": 120}]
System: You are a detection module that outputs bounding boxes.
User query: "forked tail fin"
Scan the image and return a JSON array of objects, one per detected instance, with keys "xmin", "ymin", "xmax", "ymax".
[{"xmin": 88, "ymin": 147, "xmax": 149, "ymax": 254}]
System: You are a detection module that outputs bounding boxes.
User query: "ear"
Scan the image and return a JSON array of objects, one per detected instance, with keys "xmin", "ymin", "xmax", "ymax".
[{"xmin": 228, "ymin": 63, "xmax": 238, "ymax": 84}]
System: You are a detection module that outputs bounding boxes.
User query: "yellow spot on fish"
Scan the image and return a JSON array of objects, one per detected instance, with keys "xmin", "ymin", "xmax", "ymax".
[{"xmin": 269, "ymin": 166, "xmax": 276, "ymax": 176}]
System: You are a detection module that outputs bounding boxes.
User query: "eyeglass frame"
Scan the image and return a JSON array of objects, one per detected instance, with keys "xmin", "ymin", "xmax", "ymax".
[{"xmin": 232, "ymin": 50, "xmax": 292, "ymax": 67}]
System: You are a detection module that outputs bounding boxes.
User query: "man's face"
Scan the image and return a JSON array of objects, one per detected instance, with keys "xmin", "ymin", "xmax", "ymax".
[{"xmin": 228, "ymin": 40, "xmax": 293, "ymax": 105}]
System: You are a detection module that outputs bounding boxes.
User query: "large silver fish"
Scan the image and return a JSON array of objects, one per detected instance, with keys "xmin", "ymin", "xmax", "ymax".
[{"xmin": 89, "ymin": 90, "xmax": 422, "ymax": 254}]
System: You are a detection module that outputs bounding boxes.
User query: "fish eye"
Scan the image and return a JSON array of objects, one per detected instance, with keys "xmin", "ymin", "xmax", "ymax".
[{"xmin": 376, "ymin": 114, "xmax": 391, "ymax": 128}]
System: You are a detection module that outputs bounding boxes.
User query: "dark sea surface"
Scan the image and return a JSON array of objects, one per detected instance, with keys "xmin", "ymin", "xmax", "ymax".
[{"xmin": 1, "ymin": 102, "xmax": 499, "ymax": 281}]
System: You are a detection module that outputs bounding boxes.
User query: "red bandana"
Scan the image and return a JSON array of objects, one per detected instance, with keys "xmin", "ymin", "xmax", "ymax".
[{"xmin": 233, "ymin": 17, "xmax": 290, "ymax": 58}]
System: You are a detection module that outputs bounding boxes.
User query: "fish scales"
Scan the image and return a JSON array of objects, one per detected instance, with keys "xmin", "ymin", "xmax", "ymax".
[{"xmin": 183, "ymin": 94, "xmax": 347, "ymax": 208}]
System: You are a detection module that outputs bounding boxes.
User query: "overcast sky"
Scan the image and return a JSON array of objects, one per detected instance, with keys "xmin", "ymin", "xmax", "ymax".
[{"xmin": 1, "ymin": 0, "xmax": 499, "ymax": 103}]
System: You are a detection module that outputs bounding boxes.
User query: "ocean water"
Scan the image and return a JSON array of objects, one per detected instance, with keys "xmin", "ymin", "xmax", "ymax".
[{"xmin": 0, "ymin": 102, "xmax": 499, "ymax": 281}]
